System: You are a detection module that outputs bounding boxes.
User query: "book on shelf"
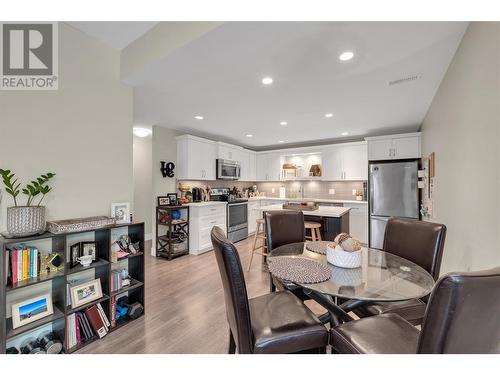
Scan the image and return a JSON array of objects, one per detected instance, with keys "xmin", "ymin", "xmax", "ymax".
[
  {"xmin": 8, "ymin": 245, "xmax": 40, "ymax": 284},
  {"xmin": 85, "ymin": 304, "xmax": 107, "ymax": 338},
  {"xmin": 110, "ymin": 296, "xmax": 117, "ymax": 328}
]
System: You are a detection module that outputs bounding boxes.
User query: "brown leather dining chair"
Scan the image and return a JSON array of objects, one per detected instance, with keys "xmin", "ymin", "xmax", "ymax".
[
  {"xmin": 264, "ymin": 210, "xmax": 307, "ymax": 299},
  {"xmin": 210, "ymin": 226, "xmax": 328, "ymax": 354},
  {"xmin": 354, "ymin": 217, "xmax": 447, "ymax": 325},
  {"xmin": 330, "ymin": 266, "xmax": 500, "ymax": 354}
]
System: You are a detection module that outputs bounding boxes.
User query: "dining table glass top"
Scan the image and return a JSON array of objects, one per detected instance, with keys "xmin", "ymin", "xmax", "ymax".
[{"xmin": 268, "ymin": 242, "xmax": 435, "ymax": 302}]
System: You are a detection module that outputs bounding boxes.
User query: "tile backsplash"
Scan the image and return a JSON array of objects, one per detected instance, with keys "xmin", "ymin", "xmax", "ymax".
[{"xmin": 178, "ymin": 180, "xmax": 366, "ymax": 201}]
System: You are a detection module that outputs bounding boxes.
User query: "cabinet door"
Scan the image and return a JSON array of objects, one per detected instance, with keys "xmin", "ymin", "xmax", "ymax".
[
  {"xmin": 322, "ymin": 145, "xmax": 343, "ymax": 180},
  {"xmin": 367, "ymin": 138, "xmax": 393, "ymax": 161},
  {"xmin": 393, "ymin": 136, "xmax": 421, "ymax": 159},
  {"xmin": 199, "ymin": 141, "xmax": 217, "ymax": 180},
  {"xmin": 239, "ymin": 150, "xmax": 250, "ymax": 181},
  {"xmin": 256, "ymin": 153, "xmax": 269, "ymax": 180},
  {"xmin": 342, "ymin": 143, "xmax": 368, "ymax": 180},
  {"xmin": 267, "ymin": 153, "xmax": 283, "ymax": 181},
  {"xmin": 186, "ymin": 139, "xmax": 204, "ymax": 179},
  {"xmin": 344, "ymin": 204, "xmax": 368, "ymax": 244},
  {"xmin": 248, "ymin": 152, "xmax": 257, "ymax": 181}
]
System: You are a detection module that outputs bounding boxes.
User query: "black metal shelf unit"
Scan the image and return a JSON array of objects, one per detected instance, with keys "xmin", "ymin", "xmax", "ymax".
[
  {"xmin": 156, "ymin": 205, "xmax": 189, "ymax": 260},
  {"xmin": 0, "ymin": 222, "xmax": 145, "ymax": 354}
]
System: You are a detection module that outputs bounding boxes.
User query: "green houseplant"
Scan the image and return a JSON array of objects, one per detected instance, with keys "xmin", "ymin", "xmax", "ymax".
[{"xmin": 0, "ymin": 169, "xmax": 56, "ymax": 237}]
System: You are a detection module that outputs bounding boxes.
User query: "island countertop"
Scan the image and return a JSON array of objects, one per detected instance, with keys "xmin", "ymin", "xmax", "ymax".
[{"xmin": 256, "ymin": 204, "xmax": 351, "ymax": 218}]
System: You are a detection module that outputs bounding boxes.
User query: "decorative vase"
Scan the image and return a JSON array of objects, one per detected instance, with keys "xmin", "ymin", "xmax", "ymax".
[{"xmin": 6, "ymin": 206, "xmax": 46, "ymax": 237}]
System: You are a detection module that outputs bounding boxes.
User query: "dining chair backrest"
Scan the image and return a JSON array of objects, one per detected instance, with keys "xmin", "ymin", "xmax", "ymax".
[
  {"xmin": 418, "ymin": 267, "xmax": 500, "ymax": 353},
  {"xmin": 265, "ymin": 210, "xmax": 305, "ymax": 252},
  {"xmin": 211, "ymin": 226, "xmax": 253, "ymax": 354},
  {"xmin": 383, "ymin": 217, "xmax": 446, "ymax": 280}
]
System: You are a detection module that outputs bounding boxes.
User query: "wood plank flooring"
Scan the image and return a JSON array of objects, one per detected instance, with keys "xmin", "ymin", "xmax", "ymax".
[{"xmin": 79, "ymin": 236, "xmax": 276, "ymax": 354}]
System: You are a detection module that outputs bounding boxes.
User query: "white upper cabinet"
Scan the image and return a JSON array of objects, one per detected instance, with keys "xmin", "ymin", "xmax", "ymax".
[
  {"xmin": 322, "ymin": 142, "xmax": 368, "ymax": 181},
  {"xmin": 217, "ymin": 142, "xmax": 242, "ymax": 161},
  {"xmin": 239, "ymin": 149, "xmax": 257, "ymax": 181},
  {"xmin": 176, "ymin": 135, "xmax": 216, "ymax": 180},
  {"xmin": 256, "ymin": 152, "xmax": 282, "ymax": 181},
  {"xmin": 366, "ymin": 133, "xmax": 421, "ymax": 161}
]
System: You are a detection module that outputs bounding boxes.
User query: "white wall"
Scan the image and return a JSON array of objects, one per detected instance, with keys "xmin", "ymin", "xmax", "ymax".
[
  {"xmin": 0, "ymin": 23, "xmax": 133, "ymax": 231},
  {"xmin": 151, "ymin": 126, "xmax": 178, "ymax": 255},
  {"xmin": 133, "ymin": 134, "xmax": 153, "ymax": 239},
  {"xmin": 421, "ymin": 22, "xmax": 500, "ymax": 273}
]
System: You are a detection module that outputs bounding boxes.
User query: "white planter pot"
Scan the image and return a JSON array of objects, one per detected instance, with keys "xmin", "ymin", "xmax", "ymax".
[
  {"xmin": 7, "ymin": 206, "xmax": 46, "ymax": 237},
  {"xmin": 327, "ymin": 244, "xmax": 362, "ymax": 268}
]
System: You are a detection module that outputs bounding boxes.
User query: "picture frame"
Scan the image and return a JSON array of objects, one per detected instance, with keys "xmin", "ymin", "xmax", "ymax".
[
  {"xmin": 167, "ymin": 193, "xmax": 178, "ymax": 206},
  {"xmin": 11, "ymin": 293, "xmax": 54, "ymax": 329},
  {"xmin": 111, "ymin": 202, "xmax": 131, "ymax": 224},
  {"xmin": 81, "ymin": 241, "xmax": 97, "ymax": 261},
  {"xmin": 157, "ymin": 196, "xmax": 170, "ymax": 206},
  {"xmin": 70, "ymin": 279, "xmax": 103, "ymax": 309},
  {"xmin": 70, "ymin": 243, "xmax": 81, "ymax": 269}
]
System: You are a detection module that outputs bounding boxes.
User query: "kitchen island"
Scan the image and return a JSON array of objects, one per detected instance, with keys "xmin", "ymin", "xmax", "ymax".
[{"xmin": 256, "ymin": 204, "xmax": 351, "ymax": 241}]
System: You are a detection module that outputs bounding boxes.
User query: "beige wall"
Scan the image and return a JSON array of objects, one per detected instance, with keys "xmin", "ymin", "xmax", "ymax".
[
  {"xmin": 133, "ymin": 134, "xmax": 153, "ymax": 238},
  {"xmin": 421, "ymin": 22, "xmax": 500, "ymax": 273},
  {"xmin": 0, "ymin": 23, "xmax": 133, "ymax": 231},
  {"xmin": 151, "ymin": 126, "xmax": 178, "ymax": 255}
]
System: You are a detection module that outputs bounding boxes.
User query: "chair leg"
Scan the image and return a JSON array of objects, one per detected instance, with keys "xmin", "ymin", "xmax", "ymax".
[
  {"xmin": 317, "ymin": 228, "xmax": 322, "ymax": 241},
  {"xmin": 311, "ymin": 228, "xmax": 316, "ymax": 241},
  {"xmin": 248, "ymin": 223, "xmax": 260, "ymax": 271},
  {"xmin": 270, "ymin": 273, "xmax": 276, "ymax": 292},
  {"xmin": 228, "ymin": 330, "xmax": 236, "ymax": 354}
]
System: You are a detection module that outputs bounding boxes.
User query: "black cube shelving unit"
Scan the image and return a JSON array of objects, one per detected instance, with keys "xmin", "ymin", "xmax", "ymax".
[
  {"xmin": 156, "ymin": 205, "xmax": 189, "ymax": 260},
  {"xmin": 0, "ymin": 222, "xmax": 145, "ymax": 354}
]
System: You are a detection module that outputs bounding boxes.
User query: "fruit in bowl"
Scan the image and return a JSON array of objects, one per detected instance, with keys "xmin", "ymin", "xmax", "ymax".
[{"xmin": 326, "ymin": 233, "xmax": 363, "ymax": 268}]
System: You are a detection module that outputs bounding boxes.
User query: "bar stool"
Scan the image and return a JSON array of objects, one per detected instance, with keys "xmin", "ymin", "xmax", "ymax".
[
  {"xmin": 305, "ymin": 221, "xmax": 322, "ymax": 241},
  {"xmin": 248, "ymin": 218, "xmax": 267, "ymax": 271}
]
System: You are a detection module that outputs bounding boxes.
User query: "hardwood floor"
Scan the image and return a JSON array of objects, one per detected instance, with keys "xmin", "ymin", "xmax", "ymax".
[{"xmin": 79, "ymin": 235, "xmax": 275, "ymax": 354}]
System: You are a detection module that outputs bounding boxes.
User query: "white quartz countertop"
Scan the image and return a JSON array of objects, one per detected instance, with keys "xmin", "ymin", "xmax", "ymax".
[
  {"xmin": 255, "ymin": 204, "xmax": 351, "ymax": 218},
  {"xmin": 184, "ymin": 201, "xmax": 227, "ymax": 207},
  {"xmin": 248, "ymin": 196, "xmax": 367, "ymax": 205}
]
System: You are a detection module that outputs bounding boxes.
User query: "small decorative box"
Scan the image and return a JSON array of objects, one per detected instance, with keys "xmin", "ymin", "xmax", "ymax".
[{"xmin": 47, "ymin": 216, "xmax": 116, "ymax": 234}]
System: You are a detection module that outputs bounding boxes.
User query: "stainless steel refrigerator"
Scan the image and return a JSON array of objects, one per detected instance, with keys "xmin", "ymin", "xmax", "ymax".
[{"xmin": 369, "ymin": 161, "xmax": 419, "ymax": 249}]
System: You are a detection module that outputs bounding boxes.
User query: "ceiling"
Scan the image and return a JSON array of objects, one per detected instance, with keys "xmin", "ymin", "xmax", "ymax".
[
  {"xmin": 67, "ymin": 21, "xmax": 158, "ymax": 49},
  {"xmin": 75, "ymin": 22, "xmax": 468, "ymax": 149}
]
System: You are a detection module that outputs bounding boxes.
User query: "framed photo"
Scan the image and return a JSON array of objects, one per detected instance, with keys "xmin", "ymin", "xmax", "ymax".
[
  {"xmin": 11, "ymin": 293, "xmax": 53, "ymax": 329},
  {"xmin": 70, "ymin": 243, "xmax": 81, "ymax": 269},
  {"xmin": 70, "ymin": 279, "xmax": 103, "ymax": 309},
  {"xmin": 111, "ymin": 202, "xmax": 130, "ymax": 224},
  {"xmin": 157, "ymin": 196, "xmax": 170, "ymax": 206},
  {"xmin": 167, "ymin": 193, "xmax": 178, "ymax": 206},
  {"xmin": 81, "ymin": 241, "xmax": 97, "ymax": 261}
]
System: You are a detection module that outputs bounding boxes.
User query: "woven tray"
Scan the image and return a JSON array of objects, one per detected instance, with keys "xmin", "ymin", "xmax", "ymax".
[
  {"xmin": 268, "ymin": 257, "xmax": 331, "ymax": 284},
  {"xmin": 47, "ymin": 216, "xmax": 116, "ymax": 234},
  {"xmin": 305, "ymin": 241, "xmax": 334, "ymax": 255}
]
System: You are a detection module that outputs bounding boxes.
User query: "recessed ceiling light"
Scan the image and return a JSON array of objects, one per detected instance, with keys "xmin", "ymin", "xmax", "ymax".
[
  {"xmin": 341, "ymin": 132, "xmax": 349, "ymax": 136},
  {"xmin": 280, "ymin": 121, "xmax": 287, "ymax": 126},
  {"xmin": 194, "ymin": 115, "xmax": 204, "ymax": 120},
  {"xmin": 246, "ymin": 134, "xmax": 253, "ymax": 138},
  {"xmin": 324, "ymin": 113, "xmax": 333, "ymax": 118},
  {"xmin": 279, "ymin": 140, "xmax": 285, "ymax": 143},
  {"xmin": 261, "ymin": 77, "xmax": 273, "ymax": 85},
  {"xmin": 133, "ymin": 127, "xmax": 152, "ymax": 137},
  {"xmin": 339, "ymin": 51, "xmax": 354, "ymax": 61}
]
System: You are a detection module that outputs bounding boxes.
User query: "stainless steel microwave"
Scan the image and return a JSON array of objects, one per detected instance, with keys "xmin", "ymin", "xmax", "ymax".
[{"xmin": 216, "ymin": 159, "xmax": 240, "ymax": 180}]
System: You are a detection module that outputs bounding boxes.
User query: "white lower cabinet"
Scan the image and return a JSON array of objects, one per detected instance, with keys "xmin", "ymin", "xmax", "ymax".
[
  {"xmin": 247, "ymin": 200, "xmax": 261, "ymax": 234},
  {"xmin": 344, "ymin": 203, "xmax": 368, "ymax": 244},
  {"xmin": 189, "ymin": 204, "xmax": 227, "ymax": 255}
]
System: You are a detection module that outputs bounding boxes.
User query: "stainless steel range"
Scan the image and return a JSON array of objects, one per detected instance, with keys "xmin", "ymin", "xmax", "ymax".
[{"xmin": 209, "ymin": 188, "xmax": 248, "ymax": 243}]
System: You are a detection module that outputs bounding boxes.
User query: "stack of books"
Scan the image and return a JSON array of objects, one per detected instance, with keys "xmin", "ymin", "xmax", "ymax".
[
  {"xmin": 110, "ymin": 271, "xmax": 123, "ymax": 292},
  {"xmin": 66, "ymin": 302, "xmax": 110, "ymax": 351},
  {"xmin": 9, "ymin": 245, "xmax": 40, "ymax": 283}
]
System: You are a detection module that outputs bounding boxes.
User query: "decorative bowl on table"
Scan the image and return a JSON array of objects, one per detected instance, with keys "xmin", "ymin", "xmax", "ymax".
[{"xmin": 326, "ymin": 233, "xmax": 363, "ymax": 268}]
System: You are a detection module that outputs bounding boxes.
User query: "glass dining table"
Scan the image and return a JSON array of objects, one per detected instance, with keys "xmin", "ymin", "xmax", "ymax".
[{"xmin": 268, "ymin": 242, "xmax": 435, "ymax": 325}]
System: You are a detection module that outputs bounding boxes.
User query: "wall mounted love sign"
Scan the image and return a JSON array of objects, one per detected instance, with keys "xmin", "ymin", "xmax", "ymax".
[{"xmin": 160, "ymin": 161, "xmax": 175, "ymax": 178}]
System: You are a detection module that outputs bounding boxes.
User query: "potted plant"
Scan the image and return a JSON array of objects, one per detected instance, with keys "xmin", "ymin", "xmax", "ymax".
[{"xmin": 0, "ymin": 169, "xmax": 56, "ymax": 237}]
